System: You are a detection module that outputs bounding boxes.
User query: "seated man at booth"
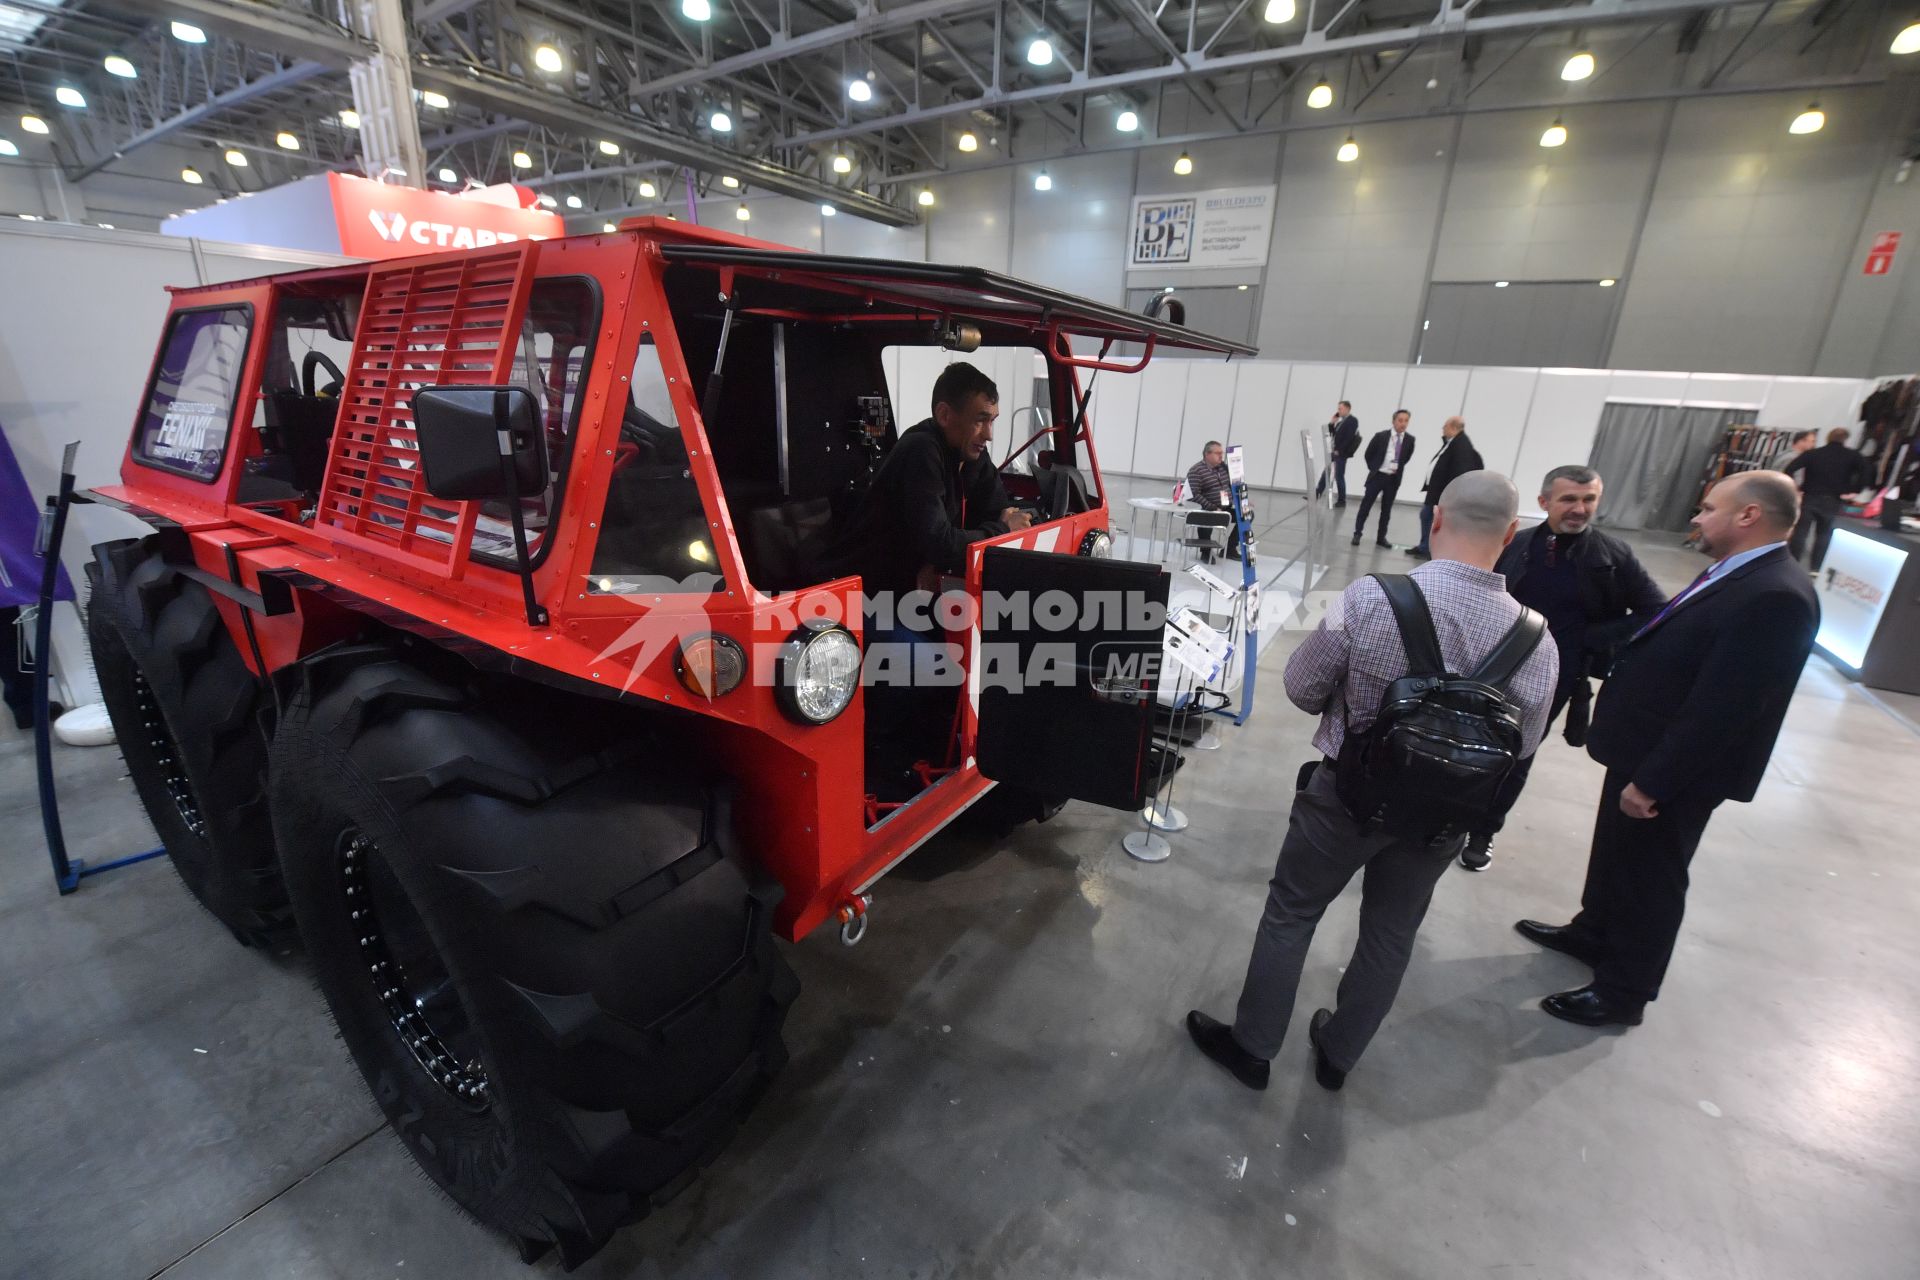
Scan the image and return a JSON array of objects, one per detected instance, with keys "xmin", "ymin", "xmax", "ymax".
[{"xmin": 828, "ymin": 361, "xmax": 1033, "ymax": 618}]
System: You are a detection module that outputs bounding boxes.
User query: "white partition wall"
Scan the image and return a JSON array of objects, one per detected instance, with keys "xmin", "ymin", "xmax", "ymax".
[
  {"xmin": 1458, "ymin": 367, "xmax": 1539, "ymax": 478},
  {"xmin": 1342, "ymin": 364, "xmax": 1412, "ymax": 435},
  {"xmin": 1760, "ymin": 377, "xmax": 1867, "ymax": 431},
  {"xmin": 1086, "ymin": 366, "xmax": 1142, "ymax": 474},
  {"xmin": 1226, "ymin": 362, "xmax": 1291, "ymax": 488},
  {"xmin": 1130, "ymin": 360, "xmax": 1192, "ymax": 479},
  {"xmin": 1513, "ymin": 369, "xmax": 1612, "ymax": 502},
  {"xmin": 1173, "ymin": 360, "xmax": 1240, "ymax": 477},
  {"xmin": 1400, "ymin": 366, "xmax": 1472, "ymax": 445}
]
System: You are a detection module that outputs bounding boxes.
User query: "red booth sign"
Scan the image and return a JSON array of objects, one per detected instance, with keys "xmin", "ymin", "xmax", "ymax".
[
  {"xmin": 1864, "ymin": 230, "xmax": 1902, "ymax": 277},
  {"xmin": 329, "ymin": 173, "xmax": 566, "ymax": 259}
]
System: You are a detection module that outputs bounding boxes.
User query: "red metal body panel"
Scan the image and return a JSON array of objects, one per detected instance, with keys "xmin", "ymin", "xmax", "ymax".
[{"xmin": 100, "ymin": 220, "xmax": 1134, "ymax": 942}]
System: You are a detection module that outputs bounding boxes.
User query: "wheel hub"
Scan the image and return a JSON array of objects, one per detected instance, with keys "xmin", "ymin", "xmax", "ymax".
[
  {"xmin": 131, "ymin": 669, "xmax": 205, "ymax": 837},
  {"xmin": 341, "ymin": 831, "xmax": 491, "ymax": 1112}
]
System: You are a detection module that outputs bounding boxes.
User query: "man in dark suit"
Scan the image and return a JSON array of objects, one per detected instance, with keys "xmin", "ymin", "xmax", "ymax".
[
  {"xmin": 1407, "ymin": 415, "xmax": 1483, "ymax": 560},
  {"xmin": 1350, "ymin": 410, "xmax": 1415, "ymax": 548},
  {"xmin": 1516, "ymin": 471, "xmax": 1819, "ymax": 1027},
  {"xmin": 1316, "ymin": 401, "xmax": 1361, "ymax": 507}
]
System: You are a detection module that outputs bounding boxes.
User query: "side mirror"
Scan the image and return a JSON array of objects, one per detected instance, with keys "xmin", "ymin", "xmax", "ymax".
[{"xmin": 412, "ymin": 385, "xmax": 547, "ymax": 500}]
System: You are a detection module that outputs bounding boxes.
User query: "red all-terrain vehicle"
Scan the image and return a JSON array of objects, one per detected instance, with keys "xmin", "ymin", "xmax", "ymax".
[{"xmin": 84, "ymin": 219, "xmax": 1252, "ymax": 1265}]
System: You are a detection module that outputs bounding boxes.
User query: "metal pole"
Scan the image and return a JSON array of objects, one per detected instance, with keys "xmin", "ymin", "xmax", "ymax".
[{"xmin": 33, "ymin": 444, "xmax": 78, "ymax": 892}]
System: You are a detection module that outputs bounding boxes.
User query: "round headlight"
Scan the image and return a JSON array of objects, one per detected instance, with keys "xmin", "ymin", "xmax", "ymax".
[
  {"xmin": 675, "ymin": 633, "xmax": 746, "ymax": 700},
  {"xmin": 1080, "ymin": 529, "xmax": 1113, "ymax": 558},
  {"xmin": 776, "ymin": 620, "xmax": 860, "ymax": 724}
]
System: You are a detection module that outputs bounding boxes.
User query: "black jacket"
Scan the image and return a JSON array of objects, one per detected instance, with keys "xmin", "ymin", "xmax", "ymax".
[
  {"xmin": 1421, "ymin": 431, "xmax": 1484, "ymax": 499},
  {"xmin": 1496, "ymin": 524, "xmax": 1667, "ymax": 675},
  {"xmin": 1585, "ymin": 547, "xmax": 1818, "ymax": 805},
  {"xmin": 825, "ymin": 418, "xmax": 1012, "ymax": 595},
  {"xmin": 1785, "ymin": 443, "xmax": 1872, "ymax": 499},
  {"xmin": 1329, "ymin": 414, "xmax": 1361, "ymax": 459},
  {"xmin": 1363, "ymin": 429, "xmax": 1416, "ymax": 477}
]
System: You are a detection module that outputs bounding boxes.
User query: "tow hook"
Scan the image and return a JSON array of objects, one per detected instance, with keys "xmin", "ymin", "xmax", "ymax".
[{"xmin": 837, "ymin": 893, "xmax": 872, "ymax": 947}]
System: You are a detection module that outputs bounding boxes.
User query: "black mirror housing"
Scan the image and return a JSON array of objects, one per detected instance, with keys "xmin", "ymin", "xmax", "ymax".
[{"xmin": 412, "ymin": 385, "xmax": 547, "ymax": 500}]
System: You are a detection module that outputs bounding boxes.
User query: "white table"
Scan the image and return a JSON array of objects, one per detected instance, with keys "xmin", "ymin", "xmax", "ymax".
[{"xmin": 1126, "ymin": 496, "xmax": 1181, "ymax": 563}]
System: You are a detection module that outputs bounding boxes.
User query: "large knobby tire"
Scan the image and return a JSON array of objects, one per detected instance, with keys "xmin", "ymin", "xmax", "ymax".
[
  {"xmin": 86, "ymin": 537, "xmax": 287, "ymax": 944},
  {"xmin": 268, "ymin": 645, "xmax": 796, "ymax": 1269}
]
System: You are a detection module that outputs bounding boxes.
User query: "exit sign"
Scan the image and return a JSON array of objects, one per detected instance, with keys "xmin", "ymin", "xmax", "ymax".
[{"xmin": 1864, "ymin": 231, "xmax": 1902, "ymax": 276}]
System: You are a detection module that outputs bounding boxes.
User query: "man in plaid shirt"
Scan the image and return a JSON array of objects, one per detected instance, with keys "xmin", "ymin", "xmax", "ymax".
[
  {"xmin": 1185, "ymin": 440, "xmax": 1240, "ymax": 560},
  {"xmin": 1187, "ymin": 471, "xmax": 1559, "ymax": 1092}
]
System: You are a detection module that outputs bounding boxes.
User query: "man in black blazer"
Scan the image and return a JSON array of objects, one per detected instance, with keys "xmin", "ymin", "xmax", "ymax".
[
  {"xmin": 1316, "ymin": 401, "xmax": 1361, "ymax": 507},
  {"xmin": 1516, "ymin": 471, "xmax": 1819, "ymax": 1027},
  {"xmin": 1407, "ymin": 416, "xmax": 1483, "ymax": 559},
  {"xmin": 1350, "ymin": 409, "xmax": 1416, "ymax": 548}
]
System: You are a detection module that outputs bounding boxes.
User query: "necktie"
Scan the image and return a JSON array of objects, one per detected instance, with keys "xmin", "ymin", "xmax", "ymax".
[{"xmin": 1630, "ymin": 565, "xmax": 1714, "ymax": 642}]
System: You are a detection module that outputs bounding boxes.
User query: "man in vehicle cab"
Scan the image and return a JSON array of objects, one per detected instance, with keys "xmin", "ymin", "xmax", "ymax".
[{"xmin": 830, "ymin": 361, "xmax": 1033, "ymax": 614}]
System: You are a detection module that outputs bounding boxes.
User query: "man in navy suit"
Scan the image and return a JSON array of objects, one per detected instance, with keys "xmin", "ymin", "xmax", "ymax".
[
  {"xmin": 1350, "ymin": 410, "xmax": 1416, "ymax": 548},
  {"xmin": 1516, "ymin": 471, "xmax": 1818, "ymax": 1027}
]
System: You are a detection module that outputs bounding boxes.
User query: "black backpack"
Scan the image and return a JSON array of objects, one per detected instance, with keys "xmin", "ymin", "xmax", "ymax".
[{"xmin": 1333, "ymin": 575, "xmax": 1546, "ymax": 842}]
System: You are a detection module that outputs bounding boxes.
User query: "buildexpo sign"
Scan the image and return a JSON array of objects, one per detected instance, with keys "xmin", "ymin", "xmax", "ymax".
[
  {"xmin": 329, "ymin": 173, "xmax": 565, "ymax": 259},
  {"xmin": 1128, "ymin": 185, "xmax": 1275, "ymax": 270}
]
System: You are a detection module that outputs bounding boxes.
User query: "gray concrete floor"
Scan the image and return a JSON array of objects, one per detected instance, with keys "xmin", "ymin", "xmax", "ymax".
[{"xmin": 4, "ymin": 512, "xmax": 1918, "ymax": 1280}]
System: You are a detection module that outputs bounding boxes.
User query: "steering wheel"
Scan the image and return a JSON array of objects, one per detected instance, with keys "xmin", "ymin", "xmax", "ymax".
[{"xmin": 303, "ymin": 350, "xmax": 345, "ymax": 398}]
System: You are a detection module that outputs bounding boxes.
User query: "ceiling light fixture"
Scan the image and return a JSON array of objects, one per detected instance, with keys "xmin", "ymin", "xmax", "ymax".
[
  {"xmin": 1894, "ymin": 23, "xmax": 1920, "ymax": 55},
  {"xmin": 598, "ymin": 139, "xmax": 620, "ymax": 156},
  {"xmin": 533, "ymin": 44, "xmax": 562, "ymax": 73},
  {"xmin": 1337, "ymin": 135, "xmax": 1358, "ymax": 162},
  {"xmin": 710, "ymin": 110, "xmax": 732, "ymax": 132},
  {"xmin": 638, "ymin": 179, "xmax": 658, "ymax": 198},
  {"xmin": 958, "ymin": 130, "xmax": 978, "ymax": 152},
  {"xmin": 1495, "ymin": 280, "xmax": 1510, "ymax": 287},
  {"xmin": 821, "ymin": 203, "xmax": 836, "ymax": 215},
  {"xmin": 512, "ymin": 150, "xmax": 533, "ymax": 168},
  {"xmin": 847, "ymin": 77, "xmax": 872, "ymax": 103},
  {"xmin": 1561, "ymin": 50, "xmax": 1595, "ymax": 81},
  {"xmin": 1263, "ymin": 0, "xmax": 1296, "ymax": 22},
  {"xmin": 721, "ymin": 174, "xmax": 740, "ymax": 188},
  {"xmin": 1790, "ymin": 103, "xmax": 1825, "ymax": 134},
  {"xmin": 1116, "ymin": 109, "xmax": 1138, "ymax": 132},
  {"xmin": 565, "ymin": 194, "xmax": 582, "ymax": 209},
  {"xmin": 225, "ymin": 148, "xmax": 248, "ymax": 166},
  {"xmin": 339, "ymin": 108, "xmax": 360, "ymax": 129},
  {"xmin": 21, "ymin": 115, "xmax": 48, "ymax": 134},
  {"xmin": 682, "ymin": 0, "xmax": 712, "ymax": 20},
  {"xmin": 103, "ymin": 55, "xmax": 136, "ymax": 78},
  {"xmin": 55, "ymin": 87, "xmax": 85, "ymax": 109},
  {"xmin": 831, "ymin": 151, "xmax": 852, "ymax": 174},
  {"xmin": 1237, "ymin": 283, "xmax": 1249, "ymax": 291},
  {"xmin": 181, "ymin": 168, "xmax": 203, "ymax": 184},
  {"xmin": 537, "ymin": 194, "xmax": 556, "ymax": 208},
  {"xmin": 276, "ymin": 131, "xmax": 299, "ymax": 150},
  {"xmin": 918, "ymin": 185, "xmax": 935, "ymax": 207},
  {"xmin": 1027, "ymin": 36, "xmax": 1054, "ymax": 66},
  {"xmin": 421, "ymin": 90, "xmax": 449, "ymax": 109},
  {"xmin": 1540, "ymin": 118, "xmax": 1567, "ymax": 148},
  {"xmin": 170, "ymin": 20, "xmax": 206, "ymax": 43},
  {"xmin": 1598, "ymin": 278, "xmax": 1617, "ymax": 287},
  {"xmin": 736, "ymin": 201, "xmax": 751, "ymax": 221},
  {"xmin": 438, "ymin": 166, "xmax": 456, "ymax": 182},
  {"xmin": 0, "ymin": 139, "xmax": 17, "ymax": 156},
  {"xmin": 1173, "ymin": 151, "xmax": 1193, "ymax": 175},
  {"xmin": 1307, "ymin": 79, "xmax": 1333, "ymax": 109},
  {"xmin": 603, "ymin": 221, "xmax": 617, "ymax": 232},
  {"xmin": 1034, "ymin": 169, "xmax": 1052, "ymax": 191}
]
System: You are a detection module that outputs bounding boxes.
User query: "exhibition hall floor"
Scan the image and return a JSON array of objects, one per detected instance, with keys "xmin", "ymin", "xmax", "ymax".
[{"xmin": 3, "ymin": 517, "xmax": 1915, "ymax": 1280}]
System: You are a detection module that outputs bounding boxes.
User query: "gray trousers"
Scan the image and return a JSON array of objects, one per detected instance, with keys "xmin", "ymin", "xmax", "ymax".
[{"xmin": 1231, "ymin": 764, "xmax": 1460, "ymax": 1070}]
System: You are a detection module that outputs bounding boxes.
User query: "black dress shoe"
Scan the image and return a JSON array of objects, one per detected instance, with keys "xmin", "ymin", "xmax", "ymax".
[
  {"xmin": 1541, "ymin": 985, "xmax": 1643, "ymax": 1027},
  {"xmin": 1375, "ymin": 537, "xmax": 1393, "ymax": 549},
  {"xmin": 1185, "ymin": 1010, "xmax": 1269, "ymax": 1091},
  {"xmin": 1307, "ymin": 1008, "xmax": 1345, "ymax": 1091},
  {"xmin": 1350, "ymin": 530, "xmax": 1362, "ymax": 546},
  {"xmin": 1513, "ymin": 919, "xmax": 1604, "ymax": 968},
  {"xmin": 1334, "ymin": 500, "xmax": 1347, "ymax": 509}
]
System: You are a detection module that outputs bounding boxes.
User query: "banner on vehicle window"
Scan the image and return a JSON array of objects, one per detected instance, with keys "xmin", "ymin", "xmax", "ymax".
[{"xmin": 1128, "ymin": 185, "xmax": 1275, "ymax": 270}]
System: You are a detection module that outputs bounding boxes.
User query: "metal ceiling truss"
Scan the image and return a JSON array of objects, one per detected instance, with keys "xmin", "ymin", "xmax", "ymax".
[{"xmin": 1, "ymin": 0, "xmax": 1906, "ymax": 227}]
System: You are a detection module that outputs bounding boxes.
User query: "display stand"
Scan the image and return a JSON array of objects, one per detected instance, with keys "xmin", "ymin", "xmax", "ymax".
[
  {"xmin": 1125, "ymin": 613, "xmax": 1226, "ymax": 863},
  {"xmin": 32, "ymin": 442, "xmax": 164, "ymax": 894}
]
